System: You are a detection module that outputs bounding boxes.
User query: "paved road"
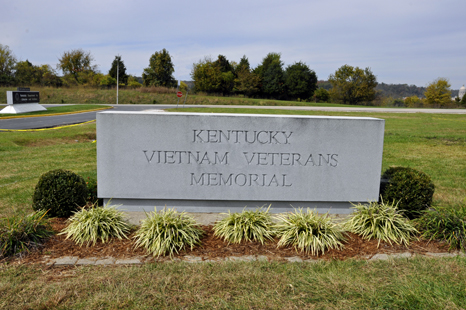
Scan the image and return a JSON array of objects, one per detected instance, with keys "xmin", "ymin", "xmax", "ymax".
[
  {"xmin": 1, "ymin": 104, "xmax": 465, "ymax": 130},
  {"xmin": 0, "ymin": 105, "xmax": 173, "ymax": 130}
]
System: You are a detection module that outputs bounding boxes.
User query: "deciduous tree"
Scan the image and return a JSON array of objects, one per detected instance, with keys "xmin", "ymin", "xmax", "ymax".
[
  {"xmin": 424, "ymin": 78, "xmax": 452, "ymax": 107},
  {"xmin": 191, "ymin": 56, "xmax": 222, "ymax": 93},
  {"xmin": 57, "ymin": 49, "xmax": 98, "ymax": 82},
  {"xmin": 314, "ymin": 88, "xmax": 330, "ymax": 102},
  {"xmin": 328, "ymin": 65, "xmax": 378, "ymax": 105},
  {"xmin": 142, "ymin": 49, "xmax": 177, "ymax": 87},
  {"xmin": 0, "ymin": 44, "xmax": 16, "ymax": 85}
]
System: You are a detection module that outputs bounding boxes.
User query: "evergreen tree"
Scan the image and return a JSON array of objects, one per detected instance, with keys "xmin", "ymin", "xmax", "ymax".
[
  {"xmin": 284, "ymin": 62, "xmax": 317, "ymax": 100},
  {"xmin": 109, "ymin": 56, "xmax": 128, "ymax": 85}
]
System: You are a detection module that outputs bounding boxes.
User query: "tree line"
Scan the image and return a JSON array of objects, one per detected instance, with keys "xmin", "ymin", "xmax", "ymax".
[{"xmin": 1, "ymin": 43, "xmax": 462, "ymax": 107}]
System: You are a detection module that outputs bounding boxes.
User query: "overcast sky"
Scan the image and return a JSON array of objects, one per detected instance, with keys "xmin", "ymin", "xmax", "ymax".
[{"xmin": 1, "ymin": 0, "xmax": 465, "ymax": 88}]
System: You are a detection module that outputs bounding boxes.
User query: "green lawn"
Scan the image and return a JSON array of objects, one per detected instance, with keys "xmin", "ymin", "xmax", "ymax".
[{"xmin": 1, "ymin": 258, "xmax": 465, "ymax": 309}]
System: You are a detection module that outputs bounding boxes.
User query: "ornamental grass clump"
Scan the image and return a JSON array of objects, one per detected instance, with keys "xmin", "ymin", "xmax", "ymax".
[
  {"xmin": 344, "ymin": 200, "xmax": 418, "ymax": 247},
  {"xmin": 274, "ymin": 208, "xmax": 345, "ymax": 255},
  {"xmin": 0, "ymin": 210, "xmax": 53, "ymax": 258},
  {"xmin": 213, "ymin": 206, "xmax": 275, "ymax": 244},
  {"xmin": 133, "ymin": 208, "xmax": 203, "ymax": 257},
  {"xmin": 415, "ymin": 203, "xmax": 466, "ymax": 251},
  {"xmin": 60, "ymin": 203, "xmax": 132, "ymax": 246}
]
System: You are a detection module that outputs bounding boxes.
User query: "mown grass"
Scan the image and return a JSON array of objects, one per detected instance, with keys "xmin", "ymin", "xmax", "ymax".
[
  {"xmin": 0, "ymin": 86, "xmax": 370, "ymax": 108},
  {"xmin": 0, "ymin": 104, "xmax": 110, "ymax": 118},
  {"xmin": 0, "ymin": 123, "xmax": 97, "ymax": 217},
  {"xmin": 1, "ymin": 257, "xmax": 465, "ymax": 309}
]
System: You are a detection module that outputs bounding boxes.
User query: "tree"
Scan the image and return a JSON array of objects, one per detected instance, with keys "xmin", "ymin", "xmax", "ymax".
[
  {"xmin": 57, "ymin": 49, "xmax": 98, "ymax": 82},
  {"xmin": 15, "ymin": 60, "xmax": 39, "ymax": 85},
  {"xmin": 214, "ymin": 55, "xmax": 235, "ymax": 95},
  {"xmin": 284, "ymin": 62, "xmax": 317, "ymax": 100},
  {"xmin": 328, "ymin": 65, "xmax": 378, "ymax": 105},
  {"xmin": 424, "ymin": 78, "xmax": 452, "ymax": 107},
  {"xmin": 233, "ymin": 67, "xmax": 261, "ymax": 97},
  {"xmin": 237, "ymin": 55, "xmax": 250, "ymax": 72},
  {"xmin": 314, "ymin": 88, "xmax": 330, "ymax": 102},
  {"xmin": 109, "ymin": 56, "xmax": 128, "ymax": 85},
  {"xmin": 404, "ymin": 95, "xmax": 422, "ymax": 107},
  {"xmin": 255, "ymin": 53, "xmax": 284, "ymax": 99},
  {"xmin": 142, "ymin": 49, "xmax": 177, "ymax": 87},
  {"xmin": 0, "ymin": 44, "xmax": 16, "ymax": 85},
  {"xmin": 191, "ymin": 56, "xmax": 222, "ymax": 93},
  {"xmin": 127, "ymin": 75, "xmax": 142, "ymax": 88},
  {"xmin": 100, "ymin": 75, "xmax": 117, "ymax": 87}
]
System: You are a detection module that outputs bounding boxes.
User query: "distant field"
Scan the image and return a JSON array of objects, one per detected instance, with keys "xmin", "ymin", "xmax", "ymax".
[{"xmin": 0, "ymin": 86, "xmax": 371, "ymax": 108}]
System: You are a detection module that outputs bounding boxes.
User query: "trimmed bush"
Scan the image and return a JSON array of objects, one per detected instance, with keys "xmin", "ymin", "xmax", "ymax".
[
  {"xmin": 275, "ymin": 209, "xmax": 345, "ymax": 255},
  {"xmin": 0, "ymin": 210, "xmax": 53, "ymax": 258},
  {"xmin": 380, "ymin": 167, "xmax": 435, "ymax": 219},
  {"xmin": 213, "ymin": 206, "xmax": 275, "ymax": 244},
  {"xmin": 134, "ymin": 208, "xmax": 203, "ymax": 257},
  {"xmin": 344, "ymin": 200, "xmax": 418, "ymax": 247},
  {"xmin": 60, "ymin": 203, "xmax": 132, "ymax": 246},
  {"xmin": 32, "ymin": 169, "xmax": 88, "ymax": 217},
  {"xmin": 415, "ymin": 203, "xmax": 466, "ymax": 251}
]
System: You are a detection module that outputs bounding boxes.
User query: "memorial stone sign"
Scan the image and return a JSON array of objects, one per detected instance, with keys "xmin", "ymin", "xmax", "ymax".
[
  {"xmin": 1, "ymin": 89, "xmax": 46, "ymax": 114},
  {"xmin": 97, "ymin": 110, "xmax": 385, "ymax": 213}
]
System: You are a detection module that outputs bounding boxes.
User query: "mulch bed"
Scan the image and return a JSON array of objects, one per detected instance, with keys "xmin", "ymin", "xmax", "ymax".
[{"xmin": 1, "ymin": 218, "xmax": 451, "ymax": 265}]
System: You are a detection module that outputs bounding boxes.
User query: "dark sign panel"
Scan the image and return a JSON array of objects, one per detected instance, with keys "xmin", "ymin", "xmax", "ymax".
[
  {"xmin": 12, "ymin": 91, "xmax": 40, "ymax": 104},
  {"xmin": 17, "ymin": 87, "xmax": 31, "ymax": 91}
]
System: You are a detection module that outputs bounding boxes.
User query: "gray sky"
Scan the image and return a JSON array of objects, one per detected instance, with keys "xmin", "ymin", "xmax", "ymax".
[{"xmin": 1, "ymin": 0, "xmax": 465, "ymax": 88}]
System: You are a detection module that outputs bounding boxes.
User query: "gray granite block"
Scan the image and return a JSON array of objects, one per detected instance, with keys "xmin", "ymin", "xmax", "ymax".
[
  {"xmin": 76, "ymin": 257, "xmax": 98, "ymax": 265},
  {"xmin": 114, "ymin": 257, "xmax": 142, "ymax": 265},
  {"xmin": 97, "ymin": 111, "xmax": 385, "ymax": 213},
  {"xmin": 95, "ymin": 257, "xmax": 116, "ymax": 265},
  {"xmin": 53, "ymin": 256, "xmax": 78, "ymax": 266},
  {"xmin": 284, "ymin": 256, "xmax": 303, "ymax": 263}
]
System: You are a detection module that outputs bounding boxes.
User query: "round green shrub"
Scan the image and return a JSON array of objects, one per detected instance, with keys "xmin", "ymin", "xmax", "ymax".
[
  {"xmin": 32, "ymin": 169, "xmax": 88, "ymax": 217},
  {"xmin": 380, "ymin": 167, "xmax": 435, "ymax": 219}
]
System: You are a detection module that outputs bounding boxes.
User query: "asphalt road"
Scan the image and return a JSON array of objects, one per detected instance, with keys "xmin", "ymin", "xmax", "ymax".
[
  {"xmin": 1, "ymin": 104, "xmax": 465, "ymax": 130},
  {"xmin": 0, "ymin": 105, "xmax": 174, "ymax": 130}
]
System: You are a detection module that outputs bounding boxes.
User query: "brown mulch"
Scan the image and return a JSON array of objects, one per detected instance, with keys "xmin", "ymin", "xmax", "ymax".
[{"xmin": 2, "ymin": 218, "xmax": 451, "ymax": 265}]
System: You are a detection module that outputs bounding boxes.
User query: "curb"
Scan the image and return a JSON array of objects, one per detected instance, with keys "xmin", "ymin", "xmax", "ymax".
[{"xmin": 42, "ymin": 251, "xmax": 466, "ymax": 266}]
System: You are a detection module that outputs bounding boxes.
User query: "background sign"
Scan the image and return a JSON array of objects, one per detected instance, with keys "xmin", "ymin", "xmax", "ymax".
[{"xmin": 9, "ymin": 91, "xmax": 40, "ymax": 104}]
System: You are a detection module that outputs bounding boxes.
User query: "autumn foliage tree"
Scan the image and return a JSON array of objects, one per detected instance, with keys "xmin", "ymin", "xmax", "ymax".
[
  {"xmin": 424, "ymin": 78, "xmax": 452, "ymax": 107},
  {"xmin": 328, "ymin": 65, "xmax": 378, "ymax": 105},
  {"xmin": 57, "ymin": 49, "xmax": 98, "ymax": 83}
]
